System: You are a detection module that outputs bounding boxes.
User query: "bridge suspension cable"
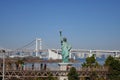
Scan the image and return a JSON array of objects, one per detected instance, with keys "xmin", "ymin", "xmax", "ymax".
[{"xmin": 16, "ymin": 39, "xmax": 36, "ymax": 50}]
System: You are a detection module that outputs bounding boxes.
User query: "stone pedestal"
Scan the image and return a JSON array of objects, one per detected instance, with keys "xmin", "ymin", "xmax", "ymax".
[{"xmin": 58, "ymin": 63, "xmax": 73, "ymax": 80}]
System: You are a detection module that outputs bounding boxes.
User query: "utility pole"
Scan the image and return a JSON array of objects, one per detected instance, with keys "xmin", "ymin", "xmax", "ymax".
[{"xmin": 2, "ymin": 50, "xmax": 5, "ymax": 80}]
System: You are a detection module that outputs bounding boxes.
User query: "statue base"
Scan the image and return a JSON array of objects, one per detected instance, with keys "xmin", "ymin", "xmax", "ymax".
[
  {"xmin": 58, "ymin": 63, "xmax": 73, "ymax": 71},
  {"xmin": 58, "ymin": 63, "xmax": 73, "ymax": 80}
]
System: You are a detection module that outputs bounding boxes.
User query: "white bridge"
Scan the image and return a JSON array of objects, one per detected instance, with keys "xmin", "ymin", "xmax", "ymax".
[
  {"xmin": 0, "ymin": 38, "xmax": 120, "ymax": 59},
  {"xmin": 47, "ymin": 49, "xmax": 120, "ymax": 59}
]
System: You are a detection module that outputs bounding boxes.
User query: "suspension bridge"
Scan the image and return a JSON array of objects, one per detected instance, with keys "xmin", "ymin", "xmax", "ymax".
[{"xmin": 0, "ymin": 38, "xmax": 120, "ymax": 59}]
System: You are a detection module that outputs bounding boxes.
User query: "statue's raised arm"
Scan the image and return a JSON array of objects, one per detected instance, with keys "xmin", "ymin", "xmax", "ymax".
[
  {"xmin": 59, "ymin": 31, "xmax": 62, "ymax": 36},
  {"xmin": 59, "ymin": 31, "xmax": 63, "ymax": 45}
]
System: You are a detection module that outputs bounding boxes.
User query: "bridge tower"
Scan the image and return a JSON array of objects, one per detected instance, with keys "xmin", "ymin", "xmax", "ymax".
[
  {"xmin": 89, "ymin": 50, "xmax": 93, "ymax": 57},
  {"xmin": 114, "ymin": 51, "xmax": 120, "ymax": 58},
  {"xmin": 35, "ymin": 38, "xmax": 42, "ymax": 57}
]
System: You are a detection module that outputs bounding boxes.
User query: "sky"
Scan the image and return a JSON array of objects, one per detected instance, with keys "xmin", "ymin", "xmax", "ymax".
[{"xmin": 0, "ymin": 0, "xmax": 120, "ymax": 50}]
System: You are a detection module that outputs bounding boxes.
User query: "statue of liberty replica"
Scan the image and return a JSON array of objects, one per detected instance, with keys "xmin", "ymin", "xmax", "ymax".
[
  {"xmin": 59, "ymin": 31, "xmax": 72, "ymax": 63},
  {"xmin": 58, "ymin": 31, "xmax": 72, "ymax": 80}
]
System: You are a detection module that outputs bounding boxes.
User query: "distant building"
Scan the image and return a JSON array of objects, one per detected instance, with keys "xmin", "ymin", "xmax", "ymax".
[{"xmin": 48, "ymin": 49, "xmax": 62, "ymax": 60}]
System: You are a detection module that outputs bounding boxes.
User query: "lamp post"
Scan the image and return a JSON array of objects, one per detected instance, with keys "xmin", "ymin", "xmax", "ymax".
[{"xmin": 2, "ymin": 50, "xmax": 5, "ymax": 80}]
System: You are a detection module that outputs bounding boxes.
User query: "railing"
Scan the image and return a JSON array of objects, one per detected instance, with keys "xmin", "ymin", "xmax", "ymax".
[
  {"xmin": 0, "ymin": 69, "xmax": 108, "ymax": 77},
  {"xmin": 0, "ymin": 67, "xmax": 109, "ymax": 80}
]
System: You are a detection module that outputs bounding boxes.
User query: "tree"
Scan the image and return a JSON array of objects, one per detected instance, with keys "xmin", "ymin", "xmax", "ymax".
[
  {"xmin": 15, "ymin": 59, "xmax": 24, "ymax": 70},
  {"xmin": 82, "ymin": 54, "xmax": 101, "ymax": 80},
  {"xmin": 82, "ymin": 54, "xmax": 99, "ymax": 67},
  {"xmin": 104, "ymin": 55, "xmax": 114, "ymax": 66},
  {"xmin": 6, "ymin": 61, "xmax": 12, "ymax": 70},
  {"xmin": 68, "ymin": 67, "xmax": 79, "ymax": 80},
  {"xmin": 104, "ymin": 56, "xmax": 120, "ymax": 80},
  {"xmin": 90, "ymin": 71, "xmax": 98, "ymax": 80}
]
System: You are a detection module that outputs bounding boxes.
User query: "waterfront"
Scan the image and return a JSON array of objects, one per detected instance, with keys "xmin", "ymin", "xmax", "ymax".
[{"xmin": 22, "ymin": 57, "xmax": 106, "ymax": 71}]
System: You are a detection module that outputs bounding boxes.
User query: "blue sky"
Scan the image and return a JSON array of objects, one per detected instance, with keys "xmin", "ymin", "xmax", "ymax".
[{"xmin": 0, "ymin": 0, "xmax": 120, "ymax": 50}]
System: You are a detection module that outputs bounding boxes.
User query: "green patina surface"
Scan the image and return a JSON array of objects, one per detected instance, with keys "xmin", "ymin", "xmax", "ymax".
[{"xmin": 59, "ymin": 31, "xmax": 72, "ymax": 63}]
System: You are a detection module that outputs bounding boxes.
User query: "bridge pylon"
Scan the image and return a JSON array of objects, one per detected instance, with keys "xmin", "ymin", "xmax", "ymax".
[{"xmin": 35, "ymin": 38, "xmax": 42, "ymax": 57}]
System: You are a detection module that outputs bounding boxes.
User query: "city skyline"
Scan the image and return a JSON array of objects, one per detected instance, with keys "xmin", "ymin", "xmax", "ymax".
[{"xmin": 0, "ymin": 0, "xmax": 120, "ymax": 50}]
